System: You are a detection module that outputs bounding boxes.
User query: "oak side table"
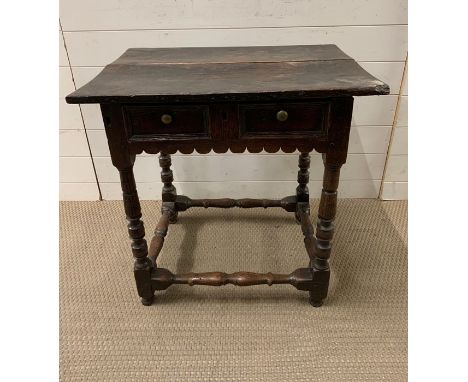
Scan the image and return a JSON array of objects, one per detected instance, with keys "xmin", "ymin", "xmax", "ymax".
[{"xmin": 66, "ymin": 45, "xmax": 389, "ymax": 307}]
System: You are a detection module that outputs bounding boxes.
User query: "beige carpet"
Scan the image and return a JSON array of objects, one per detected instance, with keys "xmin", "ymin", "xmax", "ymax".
[{"xmin": 60, "ymin": 200, "xmax": 407, "ymax": 381}]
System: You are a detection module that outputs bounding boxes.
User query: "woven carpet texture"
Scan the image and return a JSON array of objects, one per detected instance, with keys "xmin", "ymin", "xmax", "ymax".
[{"xmin": 60, "ymin": 200, "xmax": 407, "ymax": 381}]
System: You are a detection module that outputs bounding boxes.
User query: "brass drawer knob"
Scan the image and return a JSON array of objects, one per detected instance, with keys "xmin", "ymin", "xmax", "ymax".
[
  {"xmin": 161, "ymin": 114, "xmax": 173, "ymax": 125},
  {"xmin": 276, "ymin": 110, "xmax": 288, "ymax": 122}
]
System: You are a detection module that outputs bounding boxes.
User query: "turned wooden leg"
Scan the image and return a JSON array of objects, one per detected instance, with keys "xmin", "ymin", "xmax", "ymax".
[
  {"xmin": 158, "ymin": 153, "xmax": 178, "ymax": 223},
  {"xmin": 295, "ymin": 152, "xmax": 311, "ymax": 223},
  {"xmin": 309, "ymin": 156, "xmax": 341, "ymax": 307},
  {"xmin": 119, "ymin": 165, "xmax": 154, "ymax": 306}
]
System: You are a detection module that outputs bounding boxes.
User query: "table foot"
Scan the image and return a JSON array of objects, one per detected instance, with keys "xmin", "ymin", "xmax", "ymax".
[
  {"xmin": 309, "ymin": 296, "xmax": 323, "ymax": 307},
  {"xmin": 141, "ymin": 296, "xmax": 154, "ymax": 306}
]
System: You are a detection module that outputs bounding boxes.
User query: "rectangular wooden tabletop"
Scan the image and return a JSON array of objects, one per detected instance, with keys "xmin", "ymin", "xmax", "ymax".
[{"xmin": 66, "ymin": 45, "xmax": 389, "ymax": 104}]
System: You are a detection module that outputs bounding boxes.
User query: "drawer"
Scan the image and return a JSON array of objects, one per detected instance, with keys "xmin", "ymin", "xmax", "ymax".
[
  {"xmin": 124, "ymin": 104, "xmax": 209, "ymax": 139},
  {"xmin": 239, "ymin": 102, "xmax": 328, "ymax": 136}
]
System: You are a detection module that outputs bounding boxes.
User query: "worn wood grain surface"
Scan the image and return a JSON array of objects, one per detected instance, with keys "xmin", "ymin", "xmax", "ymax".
[{"xmin": 66, "ymin": 45, "xmax": 389, "ymax": 104}]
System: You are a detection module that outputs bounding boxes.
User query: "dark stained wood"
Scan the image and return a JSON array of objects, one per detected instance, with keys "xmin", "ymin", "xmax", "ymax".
[
  {"xmin": 173, "ymin": 195, "xmax": 297, "ymax": 212},
  {"xmin": 68, "ymin": 45, "xmax": 388, "ymax": 306},
  {"xmin": 121, "ymin": 98, "xmax": 346, "ymax": 156},
  {"xmin": 297, "ymin": 206, "xmax": 315, "ymax": 261},
  {"xmin": 124, "ymin": 104, "xmax": 210, "ymax": 139},
  {"xmin": 105, "ymin": 45, "xmax": 353, "ymax": 65},
  {"xmin": 158, "ymin": 153, "xmax": 178, "ymax": 223},
  {"xmin": 100, "ymin": 104, "xmax": 154, "ymax": 306},
  {"xmin": 65, "ymin": 45, "xmax": 389, "ymax": 104},
  {"xmin": 148, "ymin": 209, "xmax": 171, "ymax": 265},
  {"xmin": 240, "ymin": 102, "xmax": 327, "ymax": 136},
  {"xmin": 296, "ymin": 152, "xmax": 311, "ymax": 203},
  {"xmin": 308, "ymin": 158, "xmax": 342, "ymax": 307},
  {"xmin": 325, "ymin": 97, "xmax": 355, "ymax": 165},
  {"xmin": 127, "ymin": 132, "xmax": 330, "ymax": 156},
  {"xmin": 295, "ymin": 152, "xmax": 311, "ymax": 223},
  {"xmin": 124, "ymin": 100, "xmax": 330, "ymax": 153},
  {"xmin": 151, "ymin": 268, "xmax": 317, "ymax": 290}
]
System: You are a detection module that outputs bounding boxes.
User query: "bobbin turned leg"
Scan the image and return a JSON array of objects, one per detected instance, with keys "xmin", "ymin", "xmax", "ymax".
[
  {"xmin": 119, "ymin": 164, "xmax": 154, "ymax": 306},
  {"xmin": 158, "ymin": 153, "xmax": 178, "ymax": 223},
  {"xmin": 295, "ymin": 152, "xmax": 311, "ymax": 223},
  {"xmin": 309, "ymin": 155, "xmax": 342, "ymax": 307},
  {"xmin": 101, "ymin": 104, "xmax": 154, "ymax": 306}
]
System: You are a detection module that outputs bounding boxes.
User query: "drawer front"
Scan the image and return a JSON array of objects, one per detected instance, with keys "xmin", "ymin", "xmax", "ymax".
[
  {"xmin": 240, "ymin": 102, "xmax": 328, "ymax": 136},
  {"xmin": 124, "ymin": 105, "xmax": 209, "ymax": 138}
]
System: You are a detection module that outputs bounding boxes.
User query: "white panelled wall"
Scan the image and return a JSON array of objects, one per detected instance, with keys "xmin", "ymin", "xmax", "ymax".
[
  {"xmin": 59, "ymin": 0, "xmax": 408, "ymax": 201},
  {"xmin": 59, "ymin": 31, "xmax": 100, "ymax": 200},
  {"xmin": 381, "ymin": 63, "xmax": 408, "ymax": 199}
]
